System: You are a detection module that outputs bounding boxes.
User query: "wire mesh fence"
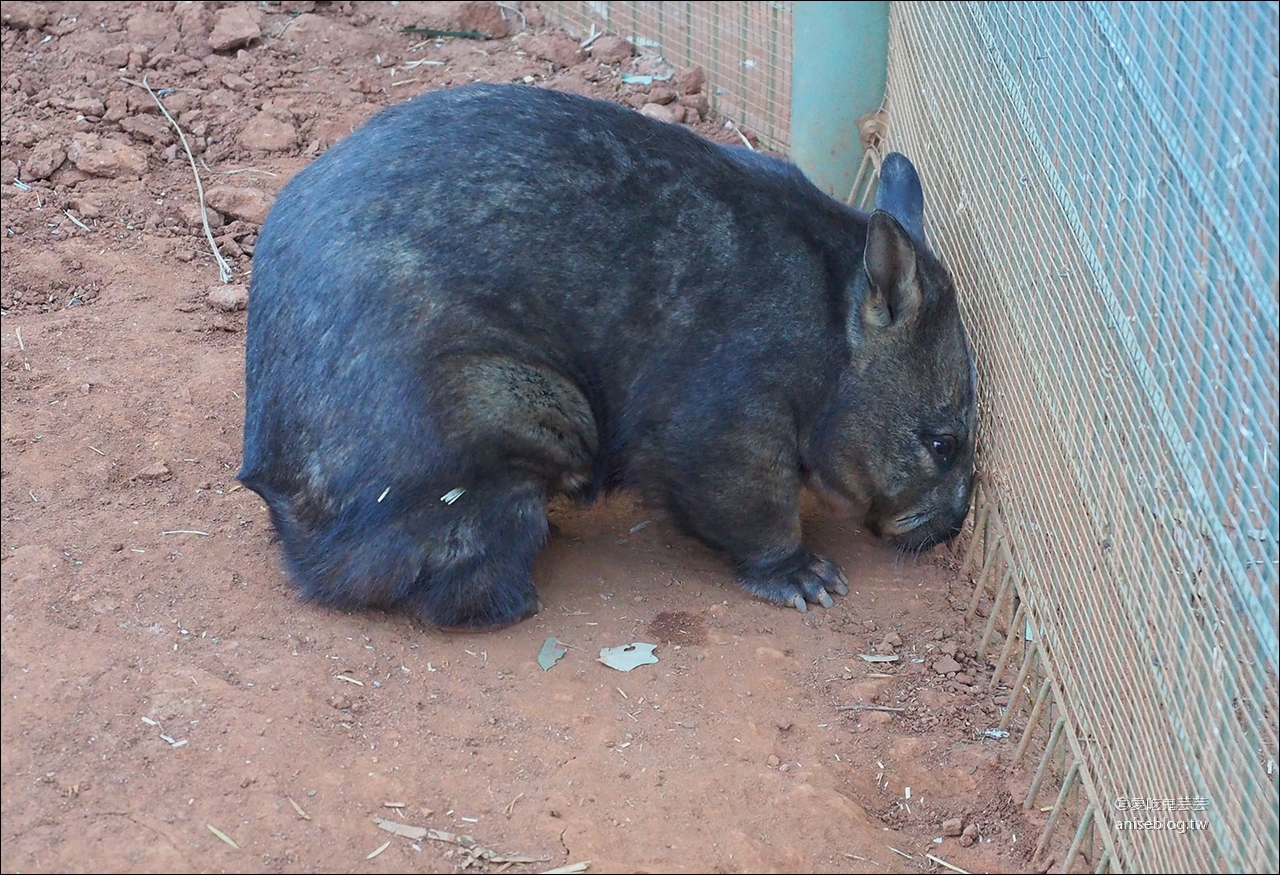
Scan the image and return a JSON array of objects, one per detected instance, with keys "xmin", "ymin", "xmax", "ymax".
[
  {"xmin": 541, "ymin": 1, "xmax": 794, "ymax": 152},
  {"xmin": 539, "ymin": 2, "xmax": 1277, "ymax": 870},
  {"xmin": 885, "ymin": 2, "xmax": 1279, "ymax": 871}
]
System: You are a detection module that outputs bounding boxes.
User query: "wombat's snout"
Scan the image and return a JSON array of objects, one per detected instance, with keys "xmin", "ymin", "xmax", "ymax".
[{"xmin": 866, "ymin": 468, "xmax": 975, "ymax": 552}]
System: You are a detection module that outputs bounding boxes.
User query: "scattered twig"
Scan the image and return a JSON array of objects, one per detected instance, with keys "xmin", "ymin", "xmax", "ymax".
[
  {"xmin": 580, "ymin": 25, "xmax": 601, "ymax": 49},
  {"xmin": 835, "ymin": 704, "xmax": 905, "ymax": 713},
  {"xmin": 15, "ymin": 327, "xmax": 24, "ymax": 351},
  {"xmin": 887, "ymin": 846, "xmax": 913, "ymax": 859},
  {"xmin": 503, "ymin": 792, "xmax": 523, "ymax": 817},
  {"xmin": 89, "ymin": 446, "xmax": 106, "ymax": 455},
  {"xmin": 287, "ymin": 796, "xmax": 311, "ymax": 820},
  {"xmin": 162, "ymin": 529, "xmax": 210, "ymax": 536},
  {"xmin": 218, "ymin": 166, "xmax": 278, "ymax": 177},
  {"xmin": 373, "ymin": 818, "xmax": 548, "ymax": 865},
  {"xmin": 366, "ymin": 840, "xmax": 392, "ymax": 859},
  {"xmin": 335, "ymin": 674, "xmax": 365, "ymax": 686},
  {"xmin": 541, "ymin": 864, "xmax": 590, "ymax": 874},
  {"xmin": 842, "ymin": 853, "xmax": 881, "ymax": 866},
  {"xmin": 926, "ymin": 852, "xmax": 971, "ymax": 874},
  {"xmin": 207, "ymin": 823, "xmax": 240, "ymax": 849},
  {"xmin": 63, "ymin": 209, "xmax": 93, "ymax": 232},
  {"xmin": 121, "ymin": 75, "xmax": 232, "ymax": 283}
]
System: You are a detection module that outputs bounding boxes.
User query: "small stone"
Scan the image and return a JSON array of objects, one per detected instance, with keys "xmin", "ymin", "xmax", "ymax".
[
  {"xmin": 675, "ymin": 64, "xmax": 705, "ymax": 94},
  {"xmin": 862, "ymin": 618, "xmax": 877, "ymax": 632},
  {"xmin": 119, "ymin": 114, "xmax": 173, "ymax": 146},
  {"xmin": 102, "ymin": 44, "xmax": 132, "ymax": 68},
  {"xmin": 215, "ymin": 234, "xmax": 243, "ymax": 259},
  {"xmin": 236, "ymin": 112, "xmax": 297, "ymax": 152},
  {"xmin": 639, "ymin": 102, "xmax": 678, "ymax": 124},
  {"xmin": 67, "ymin": 134, "xmax": 147, "ymax": 179},
  {"xmin": 67, "ymin": 97, "xmax": 106, "ymax": 118},
  {"xmin": 207, "ymin": 283, "xmax": 248, "ymax": 312},
  {"xmin": 221, "ymin": 73, "xmax": 252, "ymax": 92},
  {"xmin": 765, "ymin": 754, "xmax": 780, "ymax": 768},
  {"xmin": 1, "ymin": 4, "xmax": 49, "ymax": 29},
  {"xmin": 883, "ymin": 631, "xmax": 902, "ymax": 647},
  {"xmin": 180, "ymin": 202, "xmax": 223, "ymax": 230},
  {"xmin": 940, "ymin": 640, "xmax": 958, "ymax": 656},
  {"xmin": 208, "ymin": 6, "xmax": 261, "ymax": 53},
  {"xmin": 963, "ymin": 823, "xmax": 980, "ymax": 838},
  {"xmin": 103, "ymin": 91, "xmax": 129, "ymax": 123},
  {"xmin": 203, "ymin": 185, "xmax": 272, "ymax": 225},
  {"xmin": 22, "ymin": 140, "xmax": 65, "ymax": 181},
  {"xmin": 453, "ymin": 1, "xmax": 513, "ymax": 38},
  {"xmin": 133, "ymin": 462, "xmax": 172, "ymax": 482},
  {"xmin": 522, "ymin": 5, "xmax": 545, "ymax": 27},
  {"xmin": 588, "ymin": 34, "xmax": 634, "ymax": 65},
  {"xmin": 933, "ymin": 655, "xmax": 962, "ymax": 674},
  {"xmin": 959, "ymin": 834, "xmax": 975, "ymax": 847},
  {"xmin": 524, "ymin": 33, "xmax": 586, "ymax": 68},
  {"xmin": 125, "ymin": 10, "xmax": 171, "ymax": 46},
  {"xmin": 68, "ymin": 195, "xmax": 104, "ymax": 219},
  {"xmin": 955, "ymin": 672, "xmax": 975, "ymax": 685},
  {"xmin": 647, "ymin": 85, "xmax": 678, "ymax": 105},
  {"xmin": 679, "ymin": 92, "xmax": 710, "ymax": 115},
  {"xmin": 875, "ymin": 640, "xmax": 896, "ymax": 655},
  {"xmin": 942, "ymin": 817, "xmax": 964, "ymax": 837}
]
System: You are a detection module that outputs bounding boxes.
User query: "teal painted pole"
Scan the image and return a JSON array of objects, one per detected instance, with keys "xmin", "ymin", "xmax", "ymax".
[{"xmin": 790, "ymin": 1, "xmax": 889, "ymax": 198}]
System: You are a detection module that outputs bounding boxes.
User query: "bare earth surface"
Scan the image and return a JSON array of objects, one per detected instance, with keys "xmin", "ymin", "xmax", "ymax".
[{"xmin": 2, "ymin": 3, "xmax": 1049, "ymax": 873}]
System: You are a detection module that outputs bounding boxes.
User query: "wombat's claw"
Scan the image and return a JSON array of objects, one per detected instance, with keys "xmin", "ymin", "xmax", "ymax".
[{"xmin": 741, "ymin": 550, "xmax": 848, "ymax": 613}]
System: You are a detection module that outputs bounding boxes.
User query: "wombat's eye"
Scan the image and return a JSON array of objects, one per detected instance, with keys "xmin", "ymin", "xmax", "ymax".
[{"xmin": 927, "ymin": 434, "xmax": 957, "ymax": 463}]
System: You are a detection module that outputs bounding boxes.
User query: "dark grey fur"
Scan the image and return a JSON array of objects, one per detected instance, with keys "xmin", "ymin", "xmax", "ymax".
[{"xmin": 239, "ymin": 84, "xmax": 977, "ymax": 629}]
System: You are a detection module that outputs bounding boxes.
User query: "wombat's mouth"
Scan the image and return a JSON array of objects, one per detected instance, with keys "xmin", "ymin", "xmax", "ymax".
[{"xmin": 865, "ymin": 508, "xmax": 967, "ymax": 554}]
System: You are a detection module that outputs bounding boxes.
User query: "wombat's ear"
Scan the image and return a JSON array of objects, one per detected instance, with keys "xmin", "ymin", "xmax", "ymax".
[
  {"xmin": 875, "ymin": 152, "xmax": 926, "ymax": 243},
  {"xmin": 861, "ymin": 210, "xmax": 922, "ymax": 330}
]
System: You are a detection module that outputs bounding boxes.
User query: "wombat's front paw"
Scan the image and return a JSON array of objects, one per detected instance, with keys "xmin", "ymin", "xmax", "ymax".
[{"xmin": 737, "ymin": 549, "xmax": 849, "ymax": 613}]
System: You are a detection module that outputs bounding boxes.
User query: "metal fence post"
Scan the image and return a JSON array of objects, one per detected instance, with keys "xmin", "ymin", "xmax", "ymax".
[{"xmin": 790, "ymin": 0, "xmax": 888, "ymax": 197}]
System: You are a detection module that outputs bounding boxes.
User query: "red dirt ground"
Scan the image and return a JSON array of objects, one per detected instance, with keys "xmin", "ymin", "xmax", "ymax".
[{"xmin": 2, "ymin": 3, "xmax": 1051, "ymax": 872}]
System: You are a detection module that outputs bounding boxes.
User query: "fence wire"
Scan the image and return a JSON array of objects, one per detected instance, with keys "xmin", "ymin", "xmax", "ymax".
[
  {"xmin": 541, "ymin": 1, "xmax": 793, "ymax": 152},
  {"xmin": 886, "ymin": 2, "xmax": 1279, "ymax": 871},
  {"xmin": 540, "ymin": 2, "xmax": 1277, "ymax": 870}
]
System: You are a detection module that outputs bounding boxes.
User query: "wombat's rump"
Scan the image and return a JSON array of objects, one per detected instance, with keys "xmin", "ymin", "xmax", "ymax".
[{"xmin": 239, "ymin": 84, "xmax": 977, "ymax": 629}]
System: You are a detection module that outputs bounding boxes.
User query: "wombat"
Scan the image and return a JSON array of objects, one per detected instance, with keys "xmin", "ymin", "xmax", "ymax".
[{"xmin": 239, "ymin": 83, "xmax": 977, "ymax": 630}]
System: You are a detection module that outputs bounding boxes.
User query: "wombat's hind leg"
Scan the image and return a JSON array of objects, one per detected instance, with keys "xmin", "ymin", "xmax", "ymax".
[
  {"xmin": 402, "ymin": 482, "xmax": 548, "ymax": 630},
  {"xmin": 736, "ymin": 548, "xmax": 850, "ymax": 613}
]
